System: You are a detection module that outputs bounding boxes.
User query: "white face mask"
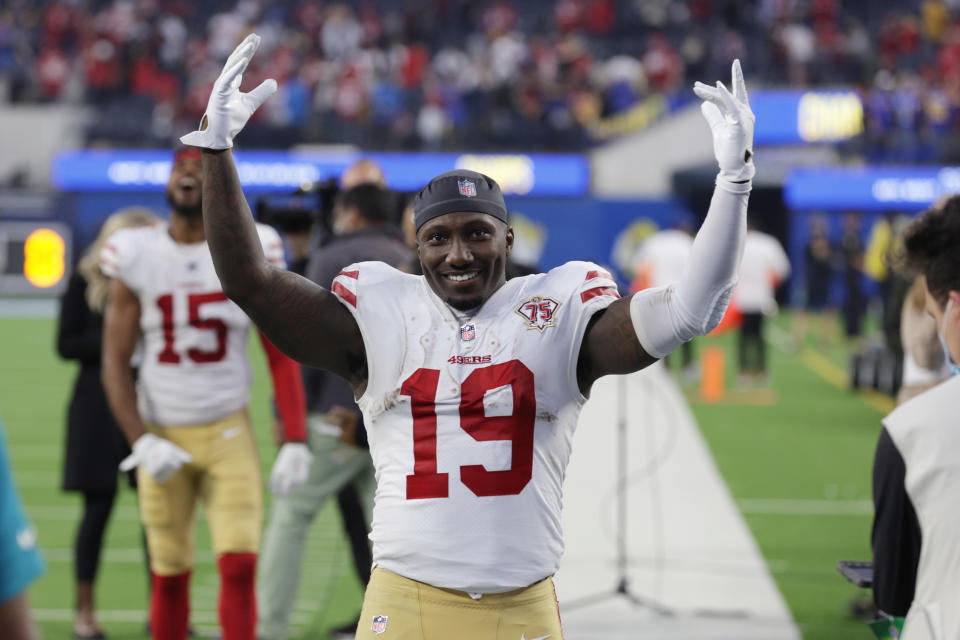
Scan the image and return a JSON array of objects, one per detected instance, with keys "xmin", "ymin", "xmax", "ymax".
[{"xmin": 938, "ymin": 298, "xmax": 960, "ymax": 377}]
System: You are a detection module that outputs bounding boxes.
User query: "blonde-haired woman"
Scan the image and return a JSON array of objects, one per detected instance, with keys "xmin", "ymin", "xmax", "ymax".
[{"xmin": 57, "ymin": 207, "xmax": 157, "ymax": 639}]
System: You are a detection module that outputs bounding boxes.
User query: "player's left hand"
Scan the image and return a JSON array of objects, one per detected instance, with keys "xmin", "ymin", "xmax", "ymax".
[
  {"xmin": 269, "ymin": 442, "xmax": 313, "ymax": 495},
  {"xmin": 180, "ymin": 33, "xmax": 277, "ymax": 150},
  {"xmin": 693, "ymin": 59, "xmax": 755, "ymax": 183}
]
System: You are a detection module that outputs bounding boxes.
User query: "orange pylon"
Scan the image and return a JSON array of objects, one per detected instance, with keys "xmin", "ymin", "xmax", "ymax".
[{"xmin": 699, "ymin": 346, "xmax": 725, "ymax": 402}]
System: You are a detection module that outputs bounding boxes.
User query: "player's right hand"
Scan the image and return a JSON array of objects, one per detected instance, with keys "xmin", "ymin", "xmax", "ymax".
[
  {"xmin": 119, "ymin": 433, "xmax": 193, "ymax": 483},
  {"xmin": 269, "ymin": 442, "xmax": 314, "ymax": 496},
  {"xmin": 179, "ymin": 33, "xmax": 277, "ymax": 150}
]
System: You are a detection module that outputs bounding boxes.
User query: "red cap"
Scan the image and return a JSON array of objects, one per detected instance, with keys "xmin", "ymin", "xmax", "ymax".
[{"xmin": 173, "ymin": 147, "xmax": 202, "ymax": 164}]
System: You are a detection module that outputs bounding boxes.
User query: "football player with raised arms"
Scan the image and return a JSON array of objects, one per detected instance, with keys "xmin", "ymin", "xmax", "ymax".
[
  {"xmin": 99, "ymin": 146, "xmax": 311, "ymax": 640},
  {"xmin": 182, "ymin": 34, "xmax": 755, "ymax": 640}
]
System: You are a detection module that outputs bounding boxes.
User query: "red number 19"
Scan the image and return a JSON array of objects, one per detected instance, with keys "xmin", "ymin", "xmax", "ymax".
[{"xmin": 402, "ymin": 360, "xmax": 536, "ymax": 500}]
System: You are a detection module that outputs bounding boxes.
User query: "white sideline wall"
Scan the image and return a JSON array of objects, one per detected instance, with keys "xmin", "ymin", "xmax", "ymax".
[
  {"xmin": 555, "ymin": 364, "xmax": 800, "ymax": 639},
  {"xmin": 590, "ymin": 105, "xmax": 714, "ymax": 199},
  {"xmin": 0, "ymin": 105, "xmax": 88, "ymax": 188}
]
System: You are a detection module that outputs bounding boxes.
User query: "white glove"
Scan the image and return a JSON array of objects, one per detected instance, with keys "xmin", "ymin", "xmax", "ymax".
[
  {"xmin": 693, "ymin": 59, "xmax": 755, "ymax": 183},
  {"xmin": 119, "ymin": 433, "xmax": 193, "ymax": 483},
  {"xmin": 269, "ymin": 442, "xmax": 314, "ymax": 496},
  {"xmin": 180, "ymin": 33, "xmax": 277, "ymax": 150}
]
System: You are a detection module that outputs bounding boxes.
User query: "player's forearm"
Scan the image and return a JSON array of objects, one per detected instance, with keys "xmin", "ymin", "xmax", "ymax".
[
  {"xmin": 675, "ymin": 180, "xmax": 750, "ymax": 332},
  {"xmin": 201, "ymin": 149, "xmax": 272, "ymax": 303},
  {"xmin": 101, "ymin": 359, "xmax": 147, "ymax": 445},
  {"xmin": 629, "ymin": 180, "xmax": 749, "ymax": 358}
]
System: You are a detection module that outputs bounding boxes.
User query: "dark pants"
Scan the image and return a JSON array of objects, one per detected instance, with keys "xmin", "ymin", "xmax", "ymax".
[
  {"xmin": 664, "ymin": 340, "xmax": 694, "ymax": 370},
  {"xmin": 75, "ymin": 490, "xmax": 116, "ymax": 582},
  {"xmin": 738, "ymin": 312, "xmax": 766, "ymax": 374}
]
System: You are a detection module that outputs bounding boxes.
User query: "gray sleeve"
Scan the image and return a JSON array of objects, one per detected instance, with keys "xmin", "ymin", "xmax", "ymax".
[{"xmin": 305, "ymin": 249, "xmax": 335, "ymax": 288}]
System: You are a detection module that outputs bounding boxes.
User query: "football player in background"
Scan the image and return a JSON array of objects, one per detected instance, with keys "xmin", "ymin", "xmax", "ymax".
[
  {"xmin": 733, "ymin": 219, "xmax": 791, "ymax": 385},
  {"xmin": 100, "ymin": 147, "xmax": 308, "ymax": 640},
  {"xmin": 183, "ymin": 34, "xmax": 754, "ymax": 639},
  {"xmin": 629, "ymin": 216, "xmax": 696, "ymax": 380}
]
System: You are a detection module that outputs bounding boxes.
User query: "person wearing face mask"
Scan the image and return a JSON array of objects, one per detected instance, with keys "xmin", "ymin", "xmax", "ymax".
[{"xmin": 871, "ymin": 195, "xmax": 960, "ymax": 639}]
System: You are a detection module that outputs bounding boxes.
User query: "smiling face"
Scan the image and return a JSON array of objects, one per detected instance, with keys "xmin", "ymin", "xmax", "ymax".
[
  {"xmin": 417, "ymin": 211, "xmax": 514, "ymax": 310},
  {"xmin": 165, "ymin": 154, "xmax": 203, "ymax": 218}
]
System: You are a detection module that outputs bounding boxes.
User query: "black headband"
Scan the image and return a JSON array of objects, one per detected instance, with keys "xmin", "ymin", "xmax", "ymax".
[{"xmin": 413, "ymin": 170, "xmax": 507, "ymax": 230}]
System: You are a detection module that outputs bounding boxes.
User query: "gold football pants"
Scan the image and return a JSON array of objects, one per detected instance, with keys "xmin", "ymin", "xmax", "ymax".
[
  {"xmin": 138, "ymin": 409, "xmax": 262, "ymax": 575},
  {"xmin": 354, "ymin": 567, "xmax": 564, "ymax": 639}
]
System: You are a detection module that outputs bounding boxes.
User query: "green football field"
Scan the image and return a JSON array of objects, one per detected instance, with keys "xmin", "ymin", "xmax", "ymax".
[{"xmin": 0, "ymin": 313, "xmax": 882, "ymax": 639}]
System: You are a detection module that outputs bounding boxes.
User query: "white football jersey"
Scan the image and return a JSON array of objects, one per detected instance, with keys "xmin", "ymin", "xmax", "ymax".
[
  {"xmin": 100, "ymin": 222, "xmax": 285, "ymax": 425},
  {"xmin": 735, "ymin": 230, "xmax": 791, "ymax": 314},
  {"xmin": 331, "ymin": 261, "xmax": 619, "ymax": 592},
  {"xmin": 634, "ymin": 229, "xmax": 693, "ymax": 288}
]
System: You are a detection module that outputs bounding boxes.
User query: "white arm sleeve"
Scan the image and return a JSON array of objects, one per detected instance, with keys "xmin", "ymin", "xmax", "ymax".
[{"xmin": 630, "ymin": 177, "xmax": 750, "ymax": 358}]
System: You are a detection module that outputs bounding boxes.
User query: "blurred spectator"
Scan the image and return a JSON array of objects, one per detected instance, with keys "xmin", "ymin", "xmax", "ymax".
[
  {"xmin": 6, "ymin": 0, "xmax": 960, "ymax": 157},
  {"xmin": 734, "ymin": 221, "xmax": 791, "ymax": 386},
  {"xmin": 257, "ymin": 181, "xmax": 408, "ymax": 640},
  {"xmin": 58, "ymin": 207, "xmax": 156, "ymax": 639},
  {"xmin": 630, "ymin": 221, "xmax": 696, "ymax": 380},
  {"xmin": 841, "ymin": 212, "xmax": 867, "ymax": 351},
  {"xmin": 793, "ymin": 215, "xmax": 837, "ymax": 350}
]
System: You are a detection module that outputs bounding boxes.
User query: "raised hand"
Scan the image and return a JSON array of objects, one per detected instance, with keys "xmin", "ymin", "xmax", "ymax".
[
  {"xmin": 180, "ymin": 33, "xmax": 277, "ymax": 150},
  {"xmin": 693, "ymin": 59, "xmax": 755, "ymax": 183}
]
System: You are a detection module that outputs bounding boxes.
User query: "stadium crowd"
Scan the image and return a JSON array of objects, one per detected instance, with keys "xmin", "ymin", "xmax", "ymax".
[{"xmin": 4, "ymin": 0, "xmax": 960, "ymax": 155}]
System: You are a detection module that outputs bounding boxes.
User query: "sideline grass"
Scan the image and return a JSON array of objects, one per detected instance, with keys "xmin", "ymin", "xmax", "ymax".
[
  {"xmin": 684, "ymin": 315, "xmax": 880, "ymax": 640},
  {"xmin": 0, "ymin": 317, "xmax": 361, "ymax": 639}
]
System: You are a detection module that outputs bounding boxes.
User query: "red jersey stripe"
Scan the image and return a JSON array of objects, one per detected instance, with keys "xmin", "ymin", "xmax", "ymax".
[
  {"xmin": 585, "ymin": 269, "xmax": 612, "ymax": 282},
  {"xmin": 580, "ymin": 286, "xmax": 620, "ymax": 303},
  {"xmin": 332, "ymin": 281, "xmax": 357, "ymax": 307},
  {"xmin": 337, "ymin": 270, "xmax": 359, "ymax": 280}
]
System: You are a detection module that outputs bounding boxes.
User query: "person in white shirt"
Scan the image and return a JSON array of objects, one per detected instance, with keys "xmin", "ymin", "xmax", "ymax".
[
  {"xmin": 631, "ymin": 220, "xmax": 696, "ymax": 378},
  {"xmin": 180, "ymin": 34, "xmax": 756, "ymax": 639},
  {"xmin": 734, "ymin": 221, "xmax": 791, "ymax": 384}
]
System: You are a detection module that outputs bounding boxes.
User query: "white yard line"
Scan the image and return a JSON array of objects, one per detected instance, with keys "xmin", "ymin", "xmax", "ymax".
[
  {"xmin": 737, "ymin": 498, "xmax": 872, "ymax": 516},
  {"xmin": 26, "ymin": 505, "xmax": 142, "ymax": 521}
]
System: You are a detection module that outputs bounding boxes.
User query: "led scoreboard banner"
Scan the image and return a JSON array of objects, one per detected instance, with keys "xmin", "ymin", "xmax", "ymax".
[
  {"xmin": 52, "ymin": 150, "xmax": 590, "ymax": 197},
  {"xmin": 751, "ymin": 89, "xmax": 864, "ymax": 146},
  {"xmin": 0, "ymin": 222, "xmax": 72, "ymax": 295},
  {"xmin": 784, "ymin": 166, "xmax": 960, "ymax": 211}
]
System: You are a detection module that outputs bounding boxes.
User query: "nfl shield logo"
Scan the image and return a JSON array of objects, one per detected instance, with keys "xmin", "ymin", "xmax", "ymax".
[
  {"xmin": 371, "ymin": 614, "xmax": 388, "ymax": 634},
  {"xmin": 460, "ymin": 323, "xmax": 476, "ymax": 341},
  {"xmin": 458, "ymin": 179, "xmax": 477, "ymax": 197}
]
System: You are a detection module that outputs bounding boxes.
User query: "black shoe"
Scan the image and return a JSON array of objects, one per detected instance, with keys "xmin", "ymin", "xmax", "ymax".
[{"xmin": 73, "ymin": 631, "xmax": 106, "ymax": 640}]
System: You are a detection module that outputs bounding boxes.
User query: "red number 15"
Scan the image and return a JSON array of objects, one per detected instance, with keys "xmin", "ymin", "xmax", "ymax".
[
  {"xmin": 156, "ymin": 292, "xmax": 229, "ymax": 364},
  {"xmin": 402, "ymin": 360, "xmax": 536, "ymax": 500}
]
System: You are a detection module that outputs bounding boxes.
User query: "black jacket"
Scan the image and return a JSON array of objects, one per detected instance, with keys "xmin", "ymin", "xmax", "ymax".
[
  {"xmin": 57, "ymin": 272, "xmax": 131, "ymax": 492},
  {"xmin": 303, "ymin": 227, "xmax": 411, "ymax": 448}
]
